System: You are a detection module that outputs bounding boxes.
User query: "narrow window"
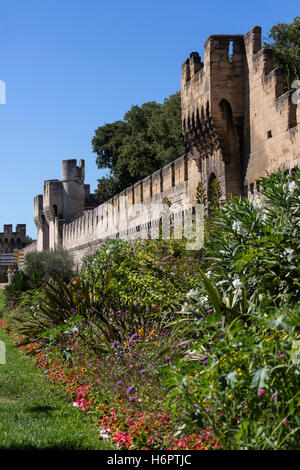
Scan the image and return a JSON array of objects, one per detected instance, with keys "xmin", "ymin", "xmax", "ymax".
[
  {"xmin": 228, "ymin": 41, "xmax": 234, "ymax": 62},
  {"xmin": 171, "ymin": 163, "xmax": 175, "ymax": 187},
  {"xmin": 140, "ymin": 182, "xmax": 143, "ymax": 202},
  {"xmin": 267, "ymin": 130, "xmax": 272, "ymax": 139},
  {"xmin": 288, "ymin": 102, "xmax": 297, "ymax": 129},
  {"xmin": 206, "ymin": 101, "xmax": 210, "ymax": 118},
  {"xmin": 184, "ymin": 155, "xmax": 189, "ymax": 182}
]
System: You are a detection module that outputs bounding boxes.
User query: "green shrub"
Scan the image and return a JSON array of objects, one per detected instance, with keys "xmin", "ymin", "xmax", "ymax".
[
  {"xmin": 163, "ymin": 168, "xmax": 300, "ymax": 449},
  {"xmin": 205, "ymin": 168, "xmax": 300, "ymax": 303},
  {"xmin": 17, "ymin": 239, "xmax": 201, "ymax": 358},
  {"xmin": 2, "ymin": 271, "xmax": 32, "ymax": 310},
  {"xmin": 81, "ymin": 239, "xmax": 201, "ymax": 316},
  {"xmin": 24, "ymin": 249, "xmax": 74, "ymax": 283}
]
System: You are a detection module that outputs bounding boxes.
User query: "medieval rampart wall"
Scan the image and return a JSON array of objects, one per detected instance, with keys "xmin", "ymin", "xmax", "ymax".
[
  {"xmin": 28, "ymin": 25, "xmax": 300, "ymax": 271},
  {"xmin": 62, "ymin": 154, "xmax": 201, "ymax": 269},
  {"xmin": 243, "ymin": 27, "xmax": 300, "ymax": 193}
]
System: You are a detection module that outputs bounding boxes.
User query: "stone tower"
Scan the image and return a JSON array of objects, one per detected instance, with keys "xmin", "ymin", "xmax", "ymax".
[
  {"xmin": 181, "ymin": 26, "xmax": 299, "ymax": 204},
  {"xmin": 34, "ymin": 159, "xmax": 97, "ymax": 251},
  {"xmin": 0, "ymin": 224, "xmax": 26, "ymax": 253}
]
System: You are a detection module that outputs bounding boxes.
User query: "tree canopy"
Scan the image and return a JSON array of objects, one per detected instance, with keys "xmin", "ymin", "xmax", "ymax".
[
  {"xmin": 266, "ymin": 16, "xmax": 300, "ymax": 88},
  {"xmin": 92, "ymin": 92, "xmax": 185, "ymax": 203}
]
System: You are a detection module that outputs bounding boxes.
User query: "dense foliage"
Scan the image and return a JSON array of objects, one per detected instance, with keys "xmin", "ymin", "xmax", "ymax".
[
  {"xmin": 24, "ymin": 249, "xmax": 74, "ymax": 283},
  {"xmin": 92, "ymin": 92, "xmax": 185, "ymax": 203},
  {"xmin": 1, "ymin": 168, "xmax": 299, "ymax": 450},
  {"xmin": 266, "ymin": 16, "xmax": 300, "ymax": 88},
  {"xmin": 164, "ymin": 168, "xmax": 300, "ymax": 449}
]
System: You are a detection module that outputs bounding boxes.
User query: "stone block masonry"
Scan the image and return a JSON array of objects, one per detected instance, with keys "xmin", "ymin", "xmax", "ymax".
[
  {"xmin": 28, "ymin": 25, "xmax": 299, "ymax": 270},
  {"xmin": 0, "ymin": 224, "xmax": 27, "ymax": 253},
  {"xmin": 182, "ymin": 26, "xmax": 299, "ymax": 200},
  {"xmin": 31, "ymin": 153, "xmax": 201, "ymax": 271}
]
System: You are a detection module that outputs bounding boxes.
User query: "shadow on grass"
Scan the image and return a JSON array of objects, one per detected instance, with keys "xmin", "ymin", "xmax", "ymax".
[{"xmin": 26, "ymin": 405, "xmax": 56, "ymax": 414}]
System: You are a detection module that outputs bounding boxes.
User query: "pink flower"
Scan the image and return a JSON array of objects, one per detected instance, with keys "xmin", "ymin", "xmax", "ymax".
[{"xmin": 258, "ymin": 389, "xmax": 265, "ymax": 397}]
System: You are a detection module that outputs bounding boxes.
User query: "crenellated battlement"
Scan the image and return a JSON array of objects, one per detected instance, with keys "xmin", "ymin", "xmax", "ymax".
[
  {"xmin": 62, "ymin": 159, "xmax": 85, "ymax": 183},
  {"xmin": 181, "ymin": 25, "xmax": 299, "ymax": 200},
  {"xmin": 0, "ymin": 224, "xmax": 27, "ymax": 253},
  {"xmin": 28, "ymin": 25, "xmax": 299, "ymax": 269},
  {"xmin": 33, "ymin": 159, "xmax": 98, "ymax": 251}
]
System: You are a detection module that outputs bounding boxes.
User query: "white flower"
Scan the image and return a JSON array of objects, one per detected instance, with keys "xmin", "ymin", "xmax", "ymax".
[
  {"xmin": 232, "ymin": 278, "xmax": 243, "ymax": 290},
  {"xmin": 261, "ymin": 211, "xmax": 268, "ymax": 222},
  {"xmin": 205, "ymin": 270, "xmax": 212, "ymax": 278},
  {"xmin": 284, "ymin": 248, "xmax": 294, "ymax": 261},
  {"xmin": 73, "ymin": 402, "xmax": 79, "ymax": 408},
  {"xmin": 99, "ymin": 430, "xmax": 110, "ymax": 439},
  {"xmin": 232, "ymin": 221, "xmax": 243, "ymax": 234},
  {"xmin": 288, "ymin": 181, "xmax": 297, "ymax": 192},
  {"xmin": 252, "ymin": 197, "xmax": 263, "ymax": 209},
  {"xmin": 181, "ymin": 304, "xmax": 187, "ymax": 314},
  {"xmin": 186, "ymin": 289, "xmax": 198, "ymax": 299},
  {"xmin": 199, "ymin": 295, "xmax": 209, "ymax": 305}
]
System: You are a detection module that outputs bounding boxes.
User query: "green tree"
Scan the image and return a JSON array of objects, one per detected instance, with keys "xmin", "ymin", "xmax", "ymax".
[
  {"xmin": 92, "ymin": 92, "xmax": 185, "ymax": 203},
  {"xmin": 266, "ymin": 16, "xmax": 300, "ymax": 88},
  {"xmin": 24, "ymin": 235, "xmax": 36, "ymax": 246}
]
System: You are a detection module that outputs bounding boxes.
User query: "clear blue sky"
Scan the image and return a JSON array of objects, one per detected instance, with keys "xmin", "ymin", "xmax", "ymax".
[{"xmin": 0, "ymin": 0, "xmax": 298, "ymax": 238}]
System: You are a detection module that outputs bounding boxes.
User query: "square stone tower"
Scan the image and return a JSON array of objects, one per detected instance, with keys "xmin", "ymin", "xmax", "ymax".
[
  {"xmin": 181, "ymin": 26, "xmax": 299, "ymax": 204},
  {"xmin": 34, "ymin": 159, "xmax": 97, "ymax": 251}
]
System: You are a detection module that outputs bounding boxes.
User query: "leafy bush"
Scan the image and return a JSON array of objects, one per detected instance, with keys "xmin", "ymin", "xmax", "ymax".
[
  {"xmin": 17, "ymin": 239, "xmax": 201, "ymax": 356},
  {"xmin": 81, "ymin": 238, "xmax": 201, "ymax": 317},
  {"xmin": 2, "ymin": 271, "xmax": 33, "ymax": 310},
  {"xmin": 205, "ymin": 169, "xmax": 300, "ymax": 303},
  {"xmin": 164, "ymin": 272, "xmax": 300, "ymax": 449},
  {"xmin": 24, "ymin": 249, "xmax": 74, "ymax": 283},
  {"xmin": 163, "ymin": 168, "xmax": 300, "ymax": 449}
]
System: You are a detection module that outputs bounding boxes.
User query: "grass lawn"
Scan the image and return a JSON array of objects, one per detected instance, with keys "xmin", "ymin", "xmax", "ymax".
[
  {"xmin": 0, "ymin": 289, "xmax": 6, "ymax": 316},
  {"xmin": 0, "ymin": 327, "xmax": 114, "ymax": 450}
]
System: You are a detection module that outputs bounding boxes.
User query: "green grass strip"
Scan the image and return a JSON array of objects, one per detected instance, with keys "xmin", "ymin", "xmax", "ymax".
[{"xmin": 0, "ymin": 327, "xmax": 114, "ymax": 450}]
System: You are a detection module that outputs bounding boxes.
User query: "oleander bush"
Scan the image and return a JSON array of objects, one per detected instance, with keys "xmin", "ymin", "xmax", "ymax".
[
  {"xmin": 205, "ymin": 169, "xmax": 300, "ymax": 302},
  {"xmin": 163, "ymin": 168, "xmax": 300, "ymax": 449}
]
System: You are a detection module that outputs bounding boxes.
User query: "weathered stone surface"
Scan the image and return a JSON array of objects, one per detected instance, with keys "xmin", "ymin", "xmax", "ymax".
[
  {"xmin": 30, "ymin": 25, "xmax": 299, "ymax": 270},
  {"xmin": 0, "ymin": 224, "xmax": 26, "ymax": 253},
  {"xmin": 182, "ymin": 26, "xmax": 299, "ymax": 200}
]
